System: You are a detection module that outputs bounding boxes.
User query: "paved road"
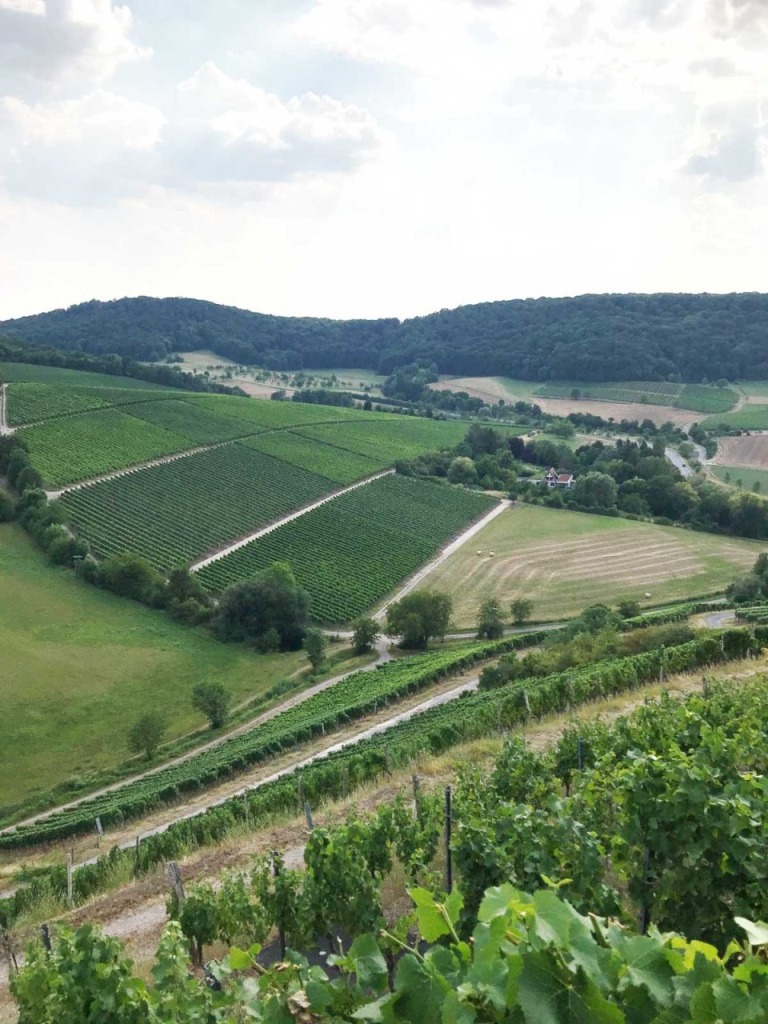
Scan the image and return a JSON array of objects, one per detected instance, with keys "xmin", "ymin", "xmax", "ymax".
[{"xmin": 665, "ymin": 446, "xmax": 694, "ymax": 479}]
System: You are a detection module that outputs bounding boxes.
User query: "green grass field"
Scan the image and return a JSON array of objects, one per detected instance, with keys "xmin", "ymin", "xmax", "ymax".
[
  {"xmin": 424, "ymin": 504, "xmax": 763, "ymax": 626},
  {"xmin": 710, "ymin": 465, "xmax": 768, "ymax": 494},
  {"xmin": 0, "ymin": 523, "xmax": 305, "ymax": 811},
  {"xmin": 532, "ymin": 381, "xmax": 737, "ymax": 413},
  {"xmin": 702, "ymin": 406, "xmax": 768, "ymax": 432}
]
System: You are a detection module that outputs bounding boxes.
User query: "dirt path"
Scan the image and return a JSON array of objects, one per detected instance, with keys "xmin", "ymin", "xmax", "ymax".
[
  {"xmin": 189, "ymin": 470, "xmax": 395, "ymax": 572},
  {"xmin": 0, "ymin": 642, "xmax": 393, "ymax": 841},
  {"xmin": 45, "ymin": 441, "xmax": 234, "ymax": 499},
  {"xmin": 371, "ymin": 498, "xmax": 511, "ymax": 620},
  {"xmin": 0, "ymin": 385, "xmax": 11, "ymax": 436}
]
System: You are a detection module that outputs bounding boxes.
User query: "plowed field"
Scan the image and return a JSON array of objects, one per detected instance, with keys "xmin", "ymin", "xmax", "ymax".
[{"xmin": 711, "ymin": 434, "xmax": 768, "ymax": 469}]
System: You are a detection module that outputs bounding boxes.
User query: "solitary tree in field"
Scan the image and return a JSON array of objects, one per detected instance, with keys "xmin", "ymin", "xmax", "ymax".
[
  {"xmin": 510, "ymin": 598, "xmax": 534, "ymax": 625},
  {"xmin": 128, "ymin": 713, "xmax": 166, "ymax": 760},
  {"xmin": 476, "ymin": 597, "xmax": 505, "ymax": 640},
  {"xmin": 352, "ymin": 616, "xmax": 380, "ymax": 654},
  {"xmin": 304, "ymin": 628, "xmax": 327, "ymax": 673},
  {"xmin": 192, "ymin": 681, "xmax": 232, "ymax": 730},
  {"xmin": 386, "ymin": 590, "xmax": 452, "ymax": 649}
]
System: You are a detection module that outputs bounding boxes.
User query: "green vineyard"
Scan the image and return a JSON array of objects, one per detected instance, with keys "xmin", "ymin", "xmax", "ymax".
[
  {"xmin": 123, "ymin": 399, "xmax": 268, "ymax": 445},
  {"xmin": 0, "ymin": 362, "xmax": 173, "ymax": 388},
  {"xmin": 293, "ymin": 417, "xmax": 469, "ymax": 462},
  {"xmin": 196, "ymin": 475, "xmax": 496, "ymax": 621},
  {"xmin": 240, "ymin": 430, "xmax": 383, "ymax": 483},
  {"xmin": 60, "ymin": 444, "xmax": 340, "ymax": 572},
  {"xmin": 5, "ymin": 382, "xmax": 179, "ymax": 426},
  {"xmin": 21, "ymin": 409, "xmax": 193, "ymax": 487},
  {"xmin": 0, "ymin": 637, "xmax": 526, "ymax": 848}
]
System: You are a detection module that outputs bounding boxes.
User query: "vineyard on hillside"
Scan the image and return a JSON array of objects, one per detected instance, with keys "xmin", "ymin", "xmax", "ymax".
[
  {"xmin": 0, "ymin": 361, "xmax": 173, "ymax": 388},
  {"xmin": 60, "ymin": 444, "xmax": 340, "ymax": 572},
  {"xmin": 196, "ymin": 475, "xmax": 497, "ymax": 620},
  {"xmin": 0, "ymin": 637, "xmax": 529, "ymax": 848},
  {"xmin": 21, "ymin": 409, "xmax": 192, "ymax": 486},
  {"xmin": 5, "ymin": 382, "xmax": 179, "ymax": 426},
  {"xmin": 240, "ymin": 430, "xmax": 384, "ymax": 483},
  {"xmin": 122, "ymin": 399, "xmax": 269, "ymax": 444},
  {"xmin": 293, "ymin": 417, "xmax": 470, "ymax": 462}
]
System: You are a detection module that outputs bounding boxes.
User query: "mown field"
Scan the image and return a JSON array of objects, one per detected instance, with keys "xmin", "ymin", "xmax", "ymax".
[
  {"xmin": 423, "ymin": 504, "xmax": 762, "ymax": 626},
  {"xmin": 0, "ymin": 523, "xmax": 305, "ymax": 810},
  {"xmin": 710, "ymin": 465, "xmax": 768, "ymax": 494},
  {"xmin": 196, "ymin": 475, "xmax": 496, "ymax": 622},
  {"xmin": 711, "ymin": 434, "xmax": 768, "ymax": 471},
  {"xmin": 703, "ymin": 405, "xmax": 768, "ymax": 432}
]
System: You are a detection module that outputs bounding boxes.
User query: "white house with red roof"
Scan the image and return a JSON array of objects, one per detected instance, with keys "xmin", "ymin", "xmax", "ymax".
[{"xmin": 545, "ymin": 467, "xmax": 574, "ymax": 489}]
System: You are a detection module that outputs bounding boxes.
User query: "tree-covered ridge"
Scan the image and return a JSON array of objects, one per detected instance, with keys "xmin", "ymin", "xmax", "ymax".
[{"xmin": 3, "ymin": 291, "xmax": 768, "ymax": 380}]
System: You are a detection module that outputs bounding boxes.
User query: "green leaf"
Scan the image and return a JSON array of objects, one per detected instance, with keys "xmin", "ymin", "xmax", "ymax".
[
  {"xmin": 392, "ymin": 954, "xmax": 446, "ymax": 1024},
  {"xmin": 615, "ymin": 935, "xmax": 675, "ymax": 1007},
  {"xmin": 410, "ymin": 888, "xmax": 451, "ymax": 942},
  {"xmin": 350, "ymin": 933, "xmax": 389, "ymax": 993},
  {"xmin": 445, "ymin": 887, "xmax": 465, "ymax": 930},
  {"xmin": 226, "ymin": 948, "xmax": 252, "ymax": 971},
  {"xmin": 478, "ymin": 884, "xmax": 529, "ymax": 924},
  {"xmin": 735, "ymin": 918, "xmax": 768, "ymax": 947}
]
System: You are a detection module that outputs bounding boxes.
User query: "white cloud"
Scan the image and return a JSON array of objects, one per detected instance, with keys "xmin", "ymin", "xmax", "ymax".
[
  {"xmin": 0, "ymin": 63, "xmax": 384, "ymax": 203},
  {"xmin": 0, "ymin": 0, "xmax": 149, "ymax": 90}
]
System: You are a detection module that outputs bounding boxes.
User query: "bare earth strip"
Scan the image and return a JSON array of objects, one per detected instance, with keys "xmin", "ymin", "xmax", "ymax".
[
  {"xmin": 0, "ymin": 385, "xmax": 11, "ymax": 436},
  {"xmin": 710, "ymin": 434, "xmax": 768, "ymax": 470}
]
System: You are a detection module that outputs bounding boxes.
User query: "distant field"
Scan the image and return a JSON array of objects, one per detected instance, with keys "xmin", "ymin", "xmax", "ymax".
[
  {"xmin": 710, "ymin": 466, "xmax": 768, "ymax": 493},
  {"xmin": 737, "ymin": 382, "xmax": 768, "ymax": 399},
  {"xmin": 711, "ymin": 435, "xmax": 768, "ymax": 470},
  {"xmin": 196, "ymin": 475, "xmax": 495, "ymax": 622},
  {"xmin": 423, "ymin": 504, "xmax": 762, "ymax": 626},
  {"xmin": 0, "ymin": 362, "xmax": 172, "ymax": 389},
  {"xmin": 703, "ymin": 406, "xmax": 768, "ymax": 432},
  {"xmin": 0, "ymin": 523, "xmax": 303, "ymax": 809},
  {"xmin": 533, "ymin": 381, "xmax": 737, "ymax": 414},
  {"xmin": 60, "ymin": 444, "xmax": 339, "ymax": 572}
]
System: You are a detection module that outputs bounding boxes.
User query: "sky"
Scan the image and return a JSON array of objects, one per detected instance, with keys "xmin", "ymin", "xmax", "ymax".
[{"xmin": 0, "ymin": 0, "xmax": 766, "ymax": 322}]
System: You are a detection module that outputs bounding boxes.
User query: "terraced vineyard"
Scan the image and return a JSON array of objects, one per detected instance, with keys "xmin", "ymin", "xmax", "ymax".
[
  {"xmin": 0, "ymin": 362, "xmax": 173, "ymax": 388},
  {"xmin": 0, "ymin": 637, "xmax": 525, "ymax": 848},
  {"xmin": 60, "ymin": 444, "xmax": 339, "ymax": 572},
  {"xmin": 188, "ymin": 394, "xmax": 376, "ymax": 429},
  {"xmin": 197, "ymin": 474, "xmax": 496, "ymax": 621},
  {"xmin": 293, "ymin": 417, "xmax": 469, "ymax": 462},
  {"xmin": 5, "ymin": 382, "xmax": 179, "ymax": 426},
  {"xmin": 21, "ymin": 409, "xmax": 192, "ymax": 487},
  {"xmin": 241, "ymin": 430, "xmax": 383, "ymax": 483}
]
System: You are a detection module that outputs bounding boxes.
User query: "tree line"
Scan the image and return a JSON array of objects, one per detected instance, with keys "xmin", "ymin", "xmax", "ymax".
[{"xmin": 4, "ymin": 291, "xmax": 768, "ymax": 380}]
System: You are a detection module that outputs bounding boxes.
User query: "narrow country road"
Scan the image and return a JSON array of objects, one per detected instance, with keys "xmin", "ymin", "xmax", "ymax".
[
  {"xmin": 665, "ymin": 446, "xmax": 694, "ymax": 479},
  {"xmin": 189, "ymin": 470, "xmax": 395, "ymax": 572}
]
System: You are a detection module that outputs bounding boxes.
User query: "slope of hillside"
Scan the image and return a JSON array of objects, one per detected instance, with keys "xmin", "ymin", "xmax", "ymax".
[{"xmin": 4, "ymin": 291, "xmax": 768, "ymax": 380}]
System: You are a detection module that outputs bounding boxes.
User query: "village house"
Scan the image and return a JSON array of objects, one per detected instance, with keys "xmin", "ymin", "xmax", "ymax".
[{"xmin": 545, "ymin": 467, "xmax": 574, "ymax": 489}]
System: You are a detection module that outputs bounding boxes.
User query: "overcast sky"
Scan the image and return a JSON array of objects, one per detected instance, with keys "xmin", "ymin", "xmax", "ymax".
[{"xmin": 1, "ymin": 0, "xmax": 766, "ymax": 321}]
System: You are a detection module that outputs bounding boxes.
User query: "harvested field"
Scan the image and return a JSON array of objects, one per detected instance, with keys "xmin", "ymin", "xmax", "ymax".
[
  {"xmin": 431, "ymin": 377, "xmax": 538, "ymax": 404},
  {"xmin": 711, "ymin": 434, "xmax": 768, "ymax": 469},
  {"xmin": 422, "ymin": 504, "xmax": 762, "ymax": 626},
  {"xmin": 532, "ymin": 397, "xmax": 693, "ymax": 426}
]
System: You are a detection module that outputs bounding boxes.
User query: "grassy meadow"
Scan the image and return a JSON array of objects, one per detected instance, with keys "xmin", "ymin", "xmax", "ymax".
[
  {"xmin": 0, "ymin": 523, "xmax": 304, "ymax": 811},
  {"xmin": 425, "ymin": 504, "xmax": 763, "ymax": 627}
]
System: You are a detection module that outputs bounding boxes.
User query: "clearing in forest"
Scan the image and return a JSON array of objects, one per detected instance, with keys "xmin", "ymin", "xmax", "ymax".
[{"xmin": 422, "ymin": 504, "xmax": 762, "ymax": 626}]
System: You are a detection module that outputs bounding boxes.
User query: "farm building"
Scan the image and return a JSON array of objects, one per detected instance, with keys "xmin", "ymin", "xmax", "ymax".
[{"xmin": 544, "ymin": 467, "xmax": 574, "ymax": 489}]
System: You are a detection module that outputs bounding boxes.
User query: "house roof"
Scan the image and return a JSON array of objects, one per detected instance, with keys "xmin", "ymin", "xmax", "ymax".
[{"xmin": 556, "ymin": 473, "xmax": 573, "ymax": 483}]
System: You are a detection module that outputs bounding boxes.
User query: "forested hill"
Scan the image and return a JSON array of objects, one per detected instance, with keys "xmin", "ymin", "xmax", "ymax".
[{"xmin": 3, "ymin": 291, "xmax": 768, "ymax": 381}]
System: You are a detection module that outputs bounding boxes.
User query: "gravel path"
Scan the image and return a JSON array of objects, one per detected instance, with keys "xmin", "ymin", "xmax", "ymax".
[
  {"xmin": 189, "ymin": 470, "xmax": 395, "ymax": 572},
  {"xmin": 0, "ymin": 385, "xmax": 11, "ymax": 436}
]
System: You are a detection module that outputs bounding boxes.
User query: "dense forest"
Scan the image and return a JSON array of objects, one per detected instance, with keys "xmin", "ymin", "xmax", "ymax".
[{"xmin": 3, "ymin": 292, "xmax": 768, "ymax": 381}]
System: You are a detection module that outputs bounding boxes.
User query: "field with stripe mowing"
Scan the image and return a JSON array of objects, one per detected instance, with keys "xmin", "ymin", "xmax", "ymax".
[{"xmin": 424, "ymin": 504, "xmax": 762, "ymax": 625}]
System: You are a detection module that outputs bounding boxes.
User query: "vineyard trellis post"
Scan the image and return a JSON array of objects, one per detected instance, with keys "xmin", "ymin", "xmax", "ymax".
[
  {"xmin": 0, "ymin": 927, "xmax": 18, "ymax": 974},
  {"xmin": 66, "ymin": 851, "xmax": 73, "ymax": 908},
  {"xmin": 412, "ymin": 774, "xmax": 420, "ymax": 820},
  {"xmin": 168, "ymin": 861, "xmax": 186, "ymax": 905},
  {"xmin": 40, "ymin": 923, "xmax": 52, "ymax": 955},
  {"xmin": 577, "ymin": 737, "xmax": 584, "ymax": 773},
  {"xmin": 272, "ymin": 852, "xmax": 286, "ymax": 960},
  {"xmin": 304, "ymin": 802, "xmax": 315, "ymax": 831},
  {"xmin": 444, "ymin": 785, "xmax": 453, "ymax": 894},
  {"xmin": 134, "ymin": 836, "xmax": 141, "ymax": 878}
]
